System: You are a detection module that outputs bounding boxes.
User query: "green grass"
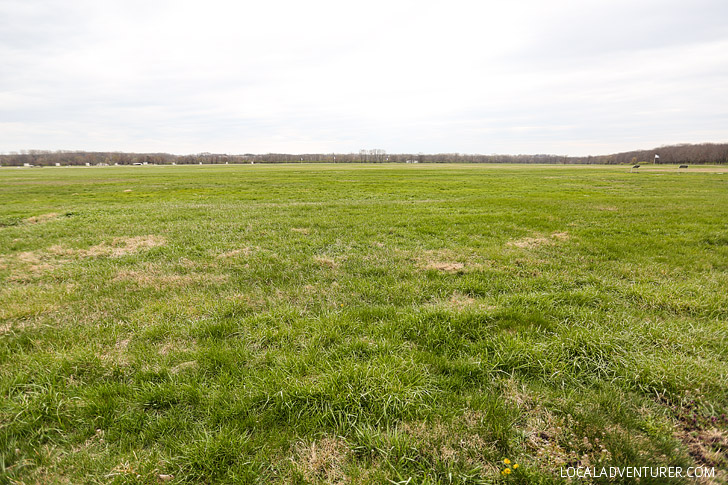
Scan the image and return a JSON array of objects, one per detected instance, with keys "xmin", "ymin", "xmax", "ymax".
[{"xmin": 1, "ymin": 163, "xmax": 727, "ymax": 484}]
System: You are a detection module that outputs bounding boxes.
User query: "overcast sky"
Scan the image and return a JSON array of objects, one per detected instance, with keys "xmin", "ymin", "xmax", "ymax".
[{"xmin": 1, "ymin": 0, "xmax": 727, "ymax": 156}]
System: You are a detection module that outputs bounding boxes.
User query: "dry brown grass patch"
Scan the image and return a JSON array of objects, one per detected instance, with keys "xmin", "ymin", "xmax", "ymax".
[
  {"xmin": 159, "ymin": 338, "xmax": 197, "ymax": 356},
  {"xmin": 1, "ymin": 237, "xmax": 165, "ymax": 282},
  {"xmin": 501, "ymin": 380, "xmax": 584, "ymax": 469},
  {"xmin": 429, "ymin": 292, "xmax": 497, "ymax": 312},
  {"xmin": 508, "ymin": 236, "xmax": 550, "ymax": 249},
  {"xmin": 47, "ymin": 245, "xmax": 76, "ymax": 257},
  {"xmin": 114, "ymin": 266, "xmax": 228, "ymax": 288},
  {"xmin": 426, "ymin": 261, "xmax": 465, "ymax": 272},
  {"xmin": 524, "ymin": 408, "xmax": 576, "ymax": 469},
  {"xmin": 178, "ymin": 257, "xmax": 197, "ymax": 268},
  {"xmin": 16, "ymin": 251, "xmax": 42, "ymax": 264},
  {"xmin": 216, "ymin": 247, "xmax": 254, "ymax": 258},
  {"xmin": 115, "ymin": 338, "xmax": 131, "ymax": 352},
  {"xmin": 2, "ymin": 250, "xmax": 63, "ymax": 280},
  {"xmin": 400, "ymin": 416, "xmax": 497, "ymax": 468},
  {"xmin": 291, "ymin": 227, "xmax": 310, "ymax": 235},
  {"xmin": 24, "ymin": 212, "xmax": 59, "ymax": 224},
  {"xmin": 0, "ymin": 320, "xmax": 33, "ymax": 335},
  {"xmin": 87, "ymin": 235, "xmax": 166, "ymax": 257},
  {"xmin": 228, "ymin": 292, "xmax": 268, "ymax": 312},
  {"xmin": 72, "ymin": 428, "xmax": 105, "ymax": 453},
  {"xmin": 640, "ymin": 166, "xmax": 727, "ymax": 173},
  {"xmin": 292, "ymin": 436, "xmax": 349, "ymax": 484},
  {"xmin": 17, "ymin": 444, "xmax": 74, "ymax": 484},
  {"xmin": 171, "ymin": 360, "xmax": 198, "ymax": 375},
  {"xmin": 412, "ymin": 248, "xmax": 487, "ymax": 273},
  {"xmin": 448, "ymin": 292, "xmax": 475, "ymax": 309},
  {"xmin": 314, "ymin": 256, "xmax": 338, "ymax": 268},
  {"xmin": 508, "ymin": 232, "xmax": 569, "ymax": 249},
  {"xmin": 97, "ymin": 338, "xmax": 132, "ymax": 366},
  {"xmin": 502, "ymin": 378, "xmax": 535, "ymax": 409}
]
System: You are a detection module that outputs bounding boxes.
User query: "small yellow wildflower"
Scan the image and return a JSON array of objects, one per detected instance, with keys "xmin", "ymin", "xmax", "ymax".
[
  {"xmin": 503, "ymin": 468, "xmax": 512, "ymax": 475},
  {"xmin": 512, "ymin": 464, "xmax": 519, "ymax": 470},
  {"xmin": 503, "ymin": 458, "xmax": 511, "ymax": 465}
]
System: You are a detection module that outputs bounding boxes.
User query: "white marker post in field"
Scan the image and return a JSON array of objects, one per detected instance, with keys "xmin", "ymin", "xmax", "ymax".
[{"xmin": 654, "ymin": 154, "xmax": 660, "ymax": 164}]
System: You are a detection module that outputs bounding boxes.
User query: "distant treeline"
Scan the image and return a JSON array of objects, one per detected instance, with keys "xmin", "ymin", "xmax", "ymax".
[{"xmin": 1, "ymin": 143, "xmax": 727, "ymax": 166}]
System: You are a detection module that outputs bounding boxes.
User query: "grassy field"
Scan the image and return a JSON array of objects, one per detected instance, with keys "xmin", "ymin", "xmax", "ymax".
[{"xmin": 1, "ymin": 163, "xmax": 727, "ymax": 484}]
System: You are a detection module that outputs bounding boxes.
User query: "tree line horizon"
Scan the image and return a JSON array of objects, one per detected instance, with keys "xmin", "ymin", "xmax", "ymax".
[{"xmin": 1, "ymin": 142, "xmax": 727, "ymax": 166}]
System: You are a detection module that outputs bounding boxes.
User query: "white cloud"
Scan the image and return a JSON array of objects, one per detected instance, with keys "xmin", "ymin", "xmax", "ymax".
[{"xmin": 1, "ymin": 0, "xmax": 727, "ymax": 155}]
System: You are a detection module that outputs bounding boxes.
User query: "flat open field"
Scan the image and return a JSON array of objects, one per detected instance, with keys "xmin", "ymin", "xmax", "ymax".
[{"xmin": 1, "ymin": 164, "xmax": 727, "ymax": 484}]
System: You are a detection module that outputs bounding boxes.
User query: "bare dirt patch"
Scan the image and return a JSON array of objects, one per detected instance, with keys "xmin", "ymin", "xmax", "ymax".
[
  {"xmin": 292, "ymin": 436, "xmax": 350, "ymax": 484},
  {"xmin": 678, "ymin": 428, "xmax": 728, "ymax": 471},
  {"xmin": 658, "ymin": 393, "xmax": 728, "ymax": 477}
]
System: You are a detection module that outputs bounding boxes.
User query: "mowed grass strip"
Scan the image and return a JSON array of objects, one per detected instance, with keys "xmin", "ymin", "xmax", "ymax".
[{"xmin": 1, "ymin": 164, "xmax": 727, "ymax": 483}]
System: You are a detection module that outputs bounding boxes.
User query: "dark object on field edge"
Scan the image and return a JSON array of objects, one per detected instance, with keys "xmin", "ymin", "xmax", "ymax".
[
  {"xmin": 632, "ymin": 165, "xmax": 640, "ymax": 169},
  {"xmin": 631, "ymin": 164, "xmax": 640, "ymax": 172},
  {"xmin": 679, "ymin": 164, "xmax": 689, "ymax": 169}
]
